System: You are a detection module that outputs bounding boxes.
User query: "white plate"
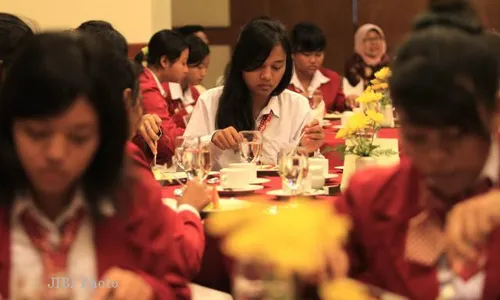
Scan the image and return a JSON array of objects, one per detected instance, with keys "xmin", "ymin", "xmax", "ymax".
[
  {"xmin": 320, "ymin": 120, "xmax": 333, "ymax": 127},
  {"xmin": 266, "ymin": 189, "xmax": 326, "ymax": 197},
  {"xmin": 217, "ymin": 185, "xmax": 264, "ymax": 194},
  {"xmin": 325, "ymin": 173, "xmax": 339, "ymax": 179},
  {"xmin": 251, "ymin": 178, "xmax": 271, "ymax": 184},
  {"xmin": 333, "ymin": 125, "xmax": 344, "ymax": 130},
  {"xmin": 203, "ymin": 198, "xmax": 251, "ymax": 212},
  {"xmin": 324, "ymin": 113, "xmax": 342, "ymax": 120},
  {"xmin": 154, "ymin": 171, "xmax": 187, "ymax": 181},
  {"xmin": 334, "ymin": 166, "xmax": 344, "ymax": 170},
  {"xmin": 257, "ymin": 165, "xmax": 279, "ymax": 172}
]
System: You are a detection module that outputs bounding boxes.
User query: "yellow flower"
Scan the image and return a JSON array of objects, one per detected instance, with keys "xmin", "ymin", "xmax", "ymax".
[
  {"xmin": 365, "ymin": 109, "xmax": 384, "ymax": 124},
  {"xmin": 206, "ymin": 201, "xmax": 351, "ymax": 276},
  {"xmin": 320, "ymin": 279, "xmax": 369, "ymax": 300},
  {"xmin": 374, "ymin": 67, "xmax": 392, "ymax": 81},
  {"xmin": 371, "ymin": 82, "xmax": 389, "ymax": 91},
  {"xmin": 356, "ymin": 90, "xmax": 383, "ymax": 104}
]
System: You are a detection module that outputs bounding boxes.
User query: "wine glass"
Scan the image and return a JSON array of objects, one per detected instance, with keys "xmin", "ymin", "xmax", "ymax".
[
  {"xmin": 195, "ymin": 139, "xmax": 212, "ymax": 181},
  {"xmin": 239, "ymin": 131, "xmax": 263, "ymax": 164},
  {"xmin": 278, "ymin": 148, "xmax": 308, "ymax": 196}
]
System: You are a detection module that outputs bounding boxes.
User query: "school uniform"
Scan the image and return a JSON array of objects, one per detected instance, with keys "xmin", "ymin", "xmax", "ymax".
[
  {"xmin": 126, "ymin": 141, "xmax": 205, "ymax": 281},
  {"xmin": 288, "ymin": 68, "xmax": 346, "ymax": 113},
  {"xmin": 184, "ymin": 87, "xmax": 312, "ymax": 170},
  {"xmin": 161, "ymin": 82, "xmax": 200, "ymax": 128},
  {"xmin": 0, "ymin": 155, "xmax": 193, "ymax": 299},
  {"xmin": 336, "ymin": 141, "xmax": 500, "ymax": 299},
  {"xmin": 136, "ymin": 68, "xmax": 185, "ymax": 166}
]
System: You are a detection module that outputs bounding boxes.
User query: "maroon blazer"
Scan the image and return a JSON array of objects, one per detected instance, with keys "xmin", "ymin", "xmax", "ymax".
[
  {"xmin": 127, "ymin": 141, "xmax": 205, "ymax": 280},
  {"xmin": 335, "ymin": 159, "xmax": 500, "ymax": 299},
  {"xmin": 135, "ymin": 69, "xmax": 185, "ymax": 166},
  {"xmin": 0, "ymin": 144, "xmax": 194, "ymax": 299},
  {"xmin": 288, "ymin": 68, "xmax": 347, "ymax": 113},
  {"xmin": 161, "ymin": 83, "xmax": 200, "ymax": 129}
]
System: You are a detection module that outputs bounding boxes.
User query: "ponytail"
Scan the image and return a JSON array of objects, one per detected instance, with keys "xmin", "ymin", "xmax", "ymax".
[{"xmin": 134, "ymin": 46, "xmax": 148, "ymax": 64}]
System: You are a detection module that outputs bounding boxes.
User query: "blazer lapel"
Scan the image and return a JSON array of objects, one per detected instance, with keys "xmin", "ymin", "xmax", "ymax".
[{"xmin": 0, "ymin": 206, "xmax": 11, "ymax": 298}]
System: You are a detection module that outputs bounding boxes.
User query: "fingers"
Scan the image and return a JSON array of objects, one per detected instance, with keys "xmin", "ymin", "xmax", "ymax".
[
  {"xmin": 152, "ymin": 114, "xmax": 162, "ymax": 126},
  {"xmin": 212, "ymin": 127, "xmax": 242, "ymax": 150},
  {"xmin": 446, "ymin": 208, "xmax": 480, "ymax": 264}
]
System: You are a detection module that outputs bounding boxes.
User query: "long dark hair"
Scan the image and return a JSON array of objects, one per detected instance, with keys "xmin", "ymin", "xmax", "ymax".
[
  {"xmin": 186, "ymin": 35, "xmax": 210, "ymax": 67},
  {"xmin": 215, "ymin": 19, "xmax": 293, "ymax": 131},
  {"xmin": 0, "ymin": 32, "xmax": 132, "ymax": 218},
  {"xmin": 390, "ymin": 0, "xmax": 497, "ymax": 138},
  {"xmin": 134, "ymin": 29, "xmax": 187, "ymax": 66},
  {"xmin": 0, "ymin": 13, "xmax": 34, "ymax": 80}
]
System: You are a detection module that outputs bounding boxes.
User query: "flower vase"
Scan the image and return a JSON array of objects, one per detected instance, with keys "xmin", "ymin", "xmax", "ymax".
[
  {"xmin": 233, "ymin": 261, "xmax": 296, "ymax": 300},
  {"xmin": 380, "ymin": 104, "xmax": 395, "ymax": 128},
  {"xmin": 355, "ymin": 156, "xmax": 377, "ymax": 171}
]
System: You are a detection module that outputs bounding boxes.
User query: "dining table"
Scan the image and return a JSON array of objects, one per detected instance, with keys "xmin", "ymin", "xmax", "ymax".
[{"xmin": 160, "ymin": 117, "xmax": 402, "ymax": 293}]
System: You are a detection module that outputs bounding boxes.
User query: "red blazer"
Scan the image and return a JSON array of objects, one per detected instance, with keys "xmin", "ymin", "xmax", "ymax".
[
  {"xmin": 126, "ymin": 142, "xmax": 205, "ymax": 280},
  {"xmin": 288, "ymin": 68, "xmax": 346, "ymax": 112},
  {"xmin": 161, "ymin": 83, "xmax": 200, "ymax": 129},
  {"xmin": 136, "ymin": 69, "xmax": 185, "ymax": 166},
  {"xmin": 0, "ymin": 149, "xmax": 191, "ymax": 299},
  {"xmin": 335, "ymin": 159, "xmax": 500, "ymax": 299}
]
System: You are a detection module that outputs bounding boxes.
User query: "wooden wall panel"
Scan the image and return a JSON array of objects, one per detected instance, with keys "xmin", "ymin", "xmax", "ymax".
[
  {"xmin": 267, "ymin": 0, "xmax": 354, "ymax": 73},
  {"xmin": 357, "ymin": 0, "xmax": 427, "ymax": 55}
]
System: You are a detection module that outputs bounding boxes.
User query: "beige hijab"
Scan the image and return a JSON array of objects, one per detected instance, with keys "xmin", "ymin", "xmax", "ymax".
[{"xmin": 354, "ymin": 24, "xmax": 387, "ymax": 66}]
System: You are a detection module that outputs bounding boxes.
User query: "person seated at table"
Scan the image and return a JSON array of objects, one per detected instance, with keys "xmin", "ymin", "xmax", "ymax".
[
  {"xmin": 162, "ymin": 35, "xmax": 210, "ymax": 128},
  {"xmin": 0, "ymin": 13, "xmax": 34, "ymax": 82},
  {"xmin": 134, "ymin": 30, "xmax": 187, "ymax": 166},
  {"xmin": 0, "ymin": 31, "xmax": 186, "ymax": 300},
  {"xmin": 344, "ymin": 23, "xmax": 390, "ymax": 94},
  {"xmin": 184, "ymin": 18, "xmax": 325, "ymax": 170},
  {"xmin": 288, "ymin": 22, "xmax": 349, "ymax": 118},
  {"xmin": 335, "ymin": 1, "xmax": 500, "ymax": 299},
  {"xmin": 76, "ymin": 20, "xmax": 128, "ymax": 56}
]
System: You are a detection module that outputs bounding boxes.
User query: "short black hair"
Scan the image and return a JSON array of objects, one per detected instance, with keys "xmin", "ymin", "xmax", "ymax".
[
  {"xmin": 76, "ymin": 20, "xmax": 128, "ymax": 56},
  {"xmin": 0, "ymin": 13, "xmax": 34, "ymax": 77},
  {"xmin": 290, "ymin": 22, "xmax": 326, "ymax": 53},
  {"xmin": 134, "ymin": 30, "xmax": 188, "ymax": 66},
  {"xmin": 176, "ymin": 25, "xmax": 205, "ymax": 37},
  {"xmin": 186, "ymin": 35, "xmax": 210, "ymax": 67},
  {"xmin": 391, "ymin": 0, "xmax": 497, "ymax": 137},
  {"xmin": 0, "ymin": 32, "xmax": 132, "ymax": 217}
]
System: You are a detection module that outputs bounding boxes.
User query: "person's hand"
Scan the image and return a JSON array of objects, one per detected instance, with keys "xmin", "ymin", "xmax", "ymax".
[
  {"xmin": 138, "ymin": 114, "xmax": 162, "ymax": 155},
  {"xmin": 345, "ymin": 95, "xmax": 358, "ymax": 109},
  {"xmin": 445, "ymin": 190, "xmax": 500, "ymax": 273},
  {"xmin": 92, "ymin": 267, "xmax": 153, "ymax": 300},
  {"xmin": 211, "ymin": 126, "xmax": 242, "ymax": 150},
  {"xmin": 300, "ymin": 120, "xmax": 324, "ymax": 153},
  {"xmin": 177, "ymin": 179, "xmax": 211, "ymax": 211}
]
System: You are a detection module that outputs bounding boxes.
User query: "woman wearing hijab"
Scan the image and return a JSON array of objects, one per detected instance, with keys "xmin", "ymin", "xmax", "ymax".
[{"xmin": 344, "ymin": 24, "xmax": 390, "ymax": 90}]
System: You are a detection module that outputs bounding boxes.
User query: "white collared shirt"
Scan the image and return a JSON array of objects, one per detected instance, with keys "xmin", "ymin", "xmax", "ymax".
[
  {"xmin": 289, "ymin": 69, "xmax": 330, "ymax": 98},
  {"xmin": 169, "ymin": 82, "xmax": 196, "ymax": 115},
  {"xmin": 184, "ymin": 87, "xmax": 312, "ymax": 170},
  {"xmin": 10, "ymin": 190, "xmax": 98, "ymax": 300}
]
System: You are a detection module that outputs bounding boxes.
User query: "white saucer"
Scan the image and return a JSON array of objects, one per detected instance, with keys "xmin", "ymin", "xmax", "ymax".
[
  {"xmin": 266, "ymin": 189, "xmax": 326, "ymax": 197},
  {"xmin": 154, "ymin": 171, "xmax": 187, "ymax": 181},
  {"xmin": 217, "ymin": 185, "xmax": 264, "ymax": 194},
  {"xmin": 203, "ymin": 198, "xmax": 251, "ymax": 212},
  {"xmin": 257, "ymin": 165, "xmax": 279, "ymax": 172},
  {"xmin": 324, "ymin": 113, "xmax": 342, "ymax": 120},
  {"xmin": 320, "ymin": 120, "xmax": 333, "ymax": 127},
  {"xmin": 325, "ymin": 174, "xmax": 339, "ymax": 179},
  {"xmin": 334, "ymin": 166, "xmax": 344, "ymax": 170},
  {"xmin": 333, "ymin": 125, "xmax": 344, "ymax": 130},
  {"xmin": 251, "ymin": 178, "xmax": 271, "ymax": 184}
]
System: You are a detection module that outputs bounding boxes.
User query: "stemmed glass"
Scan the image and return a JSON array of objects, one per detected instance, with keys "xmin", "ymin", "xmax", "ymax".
[
  {"xmin": 195, "ymin": 139, "xmax": 212, "ymax": 181},
  {"xmin": 174, "ymin": 136, "xmax": 200, "ymax": 181},
  {"xmin": 278, "ymin": 147, "xmax": 309, "ymax": 196},
  {"xmin": 239, "ymin": 131, "xmax": 263, "ymax": 164}
]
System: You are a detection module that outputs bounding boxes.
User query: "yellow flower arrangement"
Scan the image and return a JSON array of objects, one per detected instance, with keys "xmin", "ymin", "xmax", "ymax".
[
  {"xmin": 206, "ymin": 200, "xmax": 367, "ymax": 299},
  {"xmin": 355, "ymin": 89, "xmax": 383, "ymax": 105},
  {"xmin": 374, "ymin": 66, "xmax": 392, "ymax": 82},
  {"xmin": 368, "ymin": 67, "xmax": 392, "ymax": 106}
]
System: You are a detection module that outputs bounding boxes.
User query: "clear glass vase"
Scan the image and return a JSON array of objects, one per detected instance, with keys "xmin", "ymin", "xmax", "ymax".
[{"xmin": 233, "ymin": 261, "xmax": 296, "ymax": 300}]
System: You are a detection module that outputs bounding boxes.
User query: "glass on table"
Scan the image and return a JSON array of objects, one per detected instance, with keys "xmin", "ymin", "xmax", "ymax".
[
  {"xmin": 239, "ymin": 130, "xmax": 263, "ymax": 164},
  {"xmin": 278, "ymin": 147, "xmax": 309, "ymax": 196}
]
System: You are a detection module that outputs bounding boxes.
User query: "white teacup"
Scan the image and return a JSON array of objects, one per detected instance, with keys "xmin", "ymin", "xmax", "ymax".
[
  {"xmin": 311, "ymin": 175, "xmax": 325, "ymax": 189},
  {"xmin": 308, "ymin": 165, "xmax": 323, "ymax": 177},
  {"xmin": 220, "ymin": 168, "xmax": 250, "ymax": 189},
  {"xmin": 309, "ymin": 158, "xmax": 329, "ymax": 177},
  {"xmin": 341, "ymin": 111, "xmax": 354, "ymax": 126},
  {"xmin": 229, "ymin": 163, "xmax": 257, "ymax": 182}
]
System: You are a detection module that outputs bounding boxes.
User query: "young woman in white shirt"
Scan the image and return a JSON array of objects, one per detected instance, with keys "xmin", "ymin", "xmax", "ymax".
[{"xmin": 184, "ymin": 19, "xmax": 325, "ymax": 169}]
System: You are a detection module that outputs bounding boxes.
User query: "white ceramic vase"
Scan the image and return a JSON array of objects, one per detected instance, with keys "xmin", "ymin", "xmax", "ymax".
[{"xmin": 380, "ymin": 104, "xmax": 395, "ymax": 128}]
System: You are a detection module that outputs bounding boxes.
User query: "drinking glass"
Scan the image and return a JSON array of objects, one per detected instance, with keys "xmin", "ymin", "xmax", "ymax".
[
  {"xmin": 278, "ymin": 147, "xmax": 308, "ymax": 196},
  {"xmin": 239, "ymin": 131, "xmax": 263, "ymax": 164},
  {"xmin": 195, "ymin": 139, "xmax": 212, "ymax": 181}
]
